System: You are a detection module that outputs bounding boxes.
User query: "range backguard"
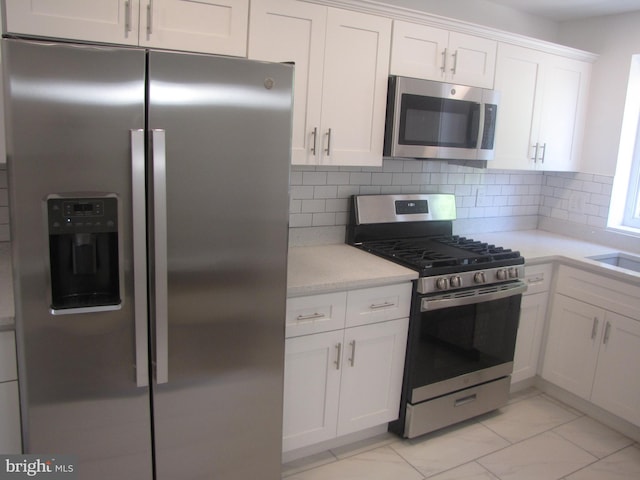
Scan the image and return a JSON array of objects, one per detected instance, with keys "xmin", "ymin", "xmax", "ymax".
[{"xmin": 46, "ymin": 195, "xmax": 122, "ymax": 314}]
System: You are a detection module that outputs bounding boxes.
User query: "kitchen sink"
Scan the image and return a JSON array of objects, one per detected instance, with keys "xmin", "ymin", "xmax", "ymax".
[{"xmin": 587, "ymin": 252, "xmax": 640, "ymax": 273}]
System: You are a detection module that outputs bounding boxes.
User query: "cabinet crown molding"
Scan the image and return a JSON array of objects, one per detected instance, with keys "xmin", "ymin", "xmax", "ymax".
[{"xmin": 304, "ymin": 0, "xmax": 598, "ymax": 62}]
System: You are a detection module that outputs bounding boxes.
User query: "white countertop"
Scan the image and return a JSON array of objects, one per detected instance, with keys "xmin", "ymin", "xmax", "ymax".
[
  {"xmin": 478, "ymin": 230, "xmax": 640, "ymax": 284},
  {"xmin": 287, "ymin": 230, "xmax": 640, "ymax": 296},
  {"xmin": 287, "ymin": 244, "xmax": 418, "ymax": 297}
]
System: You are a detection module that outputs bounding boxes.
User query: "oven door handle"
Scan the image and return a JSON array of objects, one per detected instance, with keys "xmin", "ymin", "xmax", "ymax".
[{"xmin": 420, "ymin": 281, "xmax": 527, "ymax": 312}]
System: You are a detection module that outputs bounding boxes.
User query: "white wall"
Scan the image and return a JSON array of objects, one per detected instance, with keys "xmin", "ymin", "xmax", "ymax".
[
  {"xmin": 378, "ymin": 0, "xmax": 559, "ymax": 42},
  {"xmin": 557, "ymin": 12, "xmax": 640, "ymax": 176}
]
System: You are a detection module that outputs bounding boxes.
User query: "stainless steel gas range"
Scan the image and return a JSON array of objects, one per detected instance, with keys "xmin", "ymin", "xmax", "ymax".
[{"xmin": 347, "ymin": 194, "xmax": 526, "ymax": 439}]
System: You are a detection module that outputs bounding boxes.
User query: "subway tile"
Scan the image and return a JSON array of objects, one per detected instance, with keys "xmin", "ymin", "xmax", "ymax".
[
  {"xmin": 391, "ymin": 173, "xmax": 412, "ymax": 185},
  {"xmin": 301, "ymin": 199, "xmax": 325, "ymax": 213},
  {"xmin": 360, "ymin": 185, "xmax": 382, "ymax": 195},
  {"xmin": 349, "ymin": 172, "xmax": 372, "ymax": 185},
  {"xmin": 337, "ymin": 186, "xmax": 360, "ymax": 199},
  {"xmin": 325, "ymin": 198, "xmax": 349, "ymax": 212},
  {"xmin": 290, "ymin": 213, "xmax": 313, "ymax": 228},
  {"xmin": 403, "ymin": 161, "xmax": 422, "ymax": 173},
  {"xmin": 312, "ymin": 212, "xmax": 336, "ymax": 227},
  {"xmin": 303, "ymin": 171, "xmax": 328, "ymax": 185},
  {"xmin": 291, "ymin": 185, "xmax": 315, "ymax": 200},
  {"xmin": 314, "ymin": 186, "xmax": 338, "ymax": 199},
  {"xmin": 411, "ymin": 173, "xmax": 430, "ymax": 185},
  {"xmin": 327, "ymin": 172, "xmax": 351, "ymax": 185},
  {"xmin": 372, "ymin": 173, "xmax": 393, "ymax": 186}
]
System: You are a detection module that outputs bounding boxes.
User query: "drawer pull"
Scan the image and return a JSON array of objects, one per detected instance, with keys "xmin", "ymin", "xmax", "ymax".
[
  {"xmin": 454, "ymin": 394, "xmax": 477, "ymax": 407},
  {"xmin": 369, "ymin": 301, "xmax": 395, "ymax": 310},
  {"xmin": 334, "ymin": 342, "xmax": 342, "ymax": 370},
  {"xmin": 591, "ymin": 317, "xmax": 599, "ymax": 340},
  {"xmin": 296, "ymin": 312, "xmax": 326, "ymax": 321}
]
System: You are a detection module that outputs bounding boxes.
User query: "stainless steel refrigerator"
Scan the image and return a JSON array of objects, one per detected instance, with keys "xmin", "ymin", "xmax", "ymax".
[{"xmin": 3, "ymin": 38, "xmax": 292, "ymax": 479}]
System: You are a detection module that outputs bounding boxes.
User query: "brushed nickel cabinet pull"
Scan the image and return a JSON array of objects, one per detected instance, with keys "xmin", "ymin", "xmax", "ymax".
[
  {"xmin": 310, "ymin": 127, "xmax": 318, "ymax": 155},
  {"xmin": 349, "ymin": 340, "xmax": 356, "ymax": 367},
  {"xmin": 334, "ymin": 342, "xmax": 342, "ymax": 370},
  {"xmin": 296, "ymin": 312, "xmax": 325, "ymax": 321},
  {"xmin": 369, "ymin": 301, "xmax": 395, "ymax": 310},
  {"xmin": 603, "ymin": 321, "xmax": 612, "ymax": 345},
  {"xmin": 591, "ymin": 317, "xmax": 599, "ymax": 340}
]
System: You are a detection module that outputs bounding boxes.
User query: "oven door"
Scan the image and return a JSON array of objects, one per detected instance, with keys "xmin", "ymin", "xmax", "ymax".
[{"xmin": 408, "ymin": 281, "xmax": 526, "ymax": 404}]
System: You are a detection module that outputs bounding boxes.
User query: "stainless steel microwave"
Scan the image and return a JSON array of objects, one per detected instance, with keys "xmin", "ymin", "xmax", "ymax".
[{"xmin": 384, "ymin": 76, "xmax": 499, "ymax": 161}]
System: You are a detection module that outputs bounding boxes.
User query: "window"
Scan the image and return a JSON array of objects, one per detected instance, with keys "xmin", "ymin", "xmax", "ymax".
[{"xmin": 608, "ymin": 54, "xmax": 640, "ymax": 233}]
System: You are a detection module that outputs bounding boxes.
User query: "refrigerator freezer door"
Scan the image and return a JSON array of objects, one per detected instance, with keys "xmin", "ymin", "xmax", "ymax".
[
  {"xmin": 3, "ymin": 40, "xmax": 153, "ymax": 478},
  {"xmin": 147, "ymin": 51, "xmax": 293, "ymax": 480}
]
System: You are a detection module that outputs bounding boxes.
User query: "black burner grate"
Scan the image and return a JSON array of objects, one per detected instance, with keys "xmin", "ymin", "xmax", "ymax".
[{"xmin": 360, "ymin": 235, "xmax": 522, "ymax": 274}]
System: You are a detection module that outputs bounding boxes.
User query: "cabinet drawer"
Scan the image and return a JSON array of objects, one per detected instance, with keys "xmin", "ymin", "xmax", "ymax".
[
  {"xmin": 286, "ymin": 292, "xmax": 347, "ymax": 338},
  {"xmin": 523, "ymin": 263, "xmax": 553, "ymax": 295},
  {"xmin": 346, "ymin": 283, "xmax": 412, "ymax": 328},
  {"xmin": 556, "ymin": 265, "xmax": 640, "ymax": 320},
  {"xmin": 0, "ymin": 331, "xmax": 18, "ymax": 383}
]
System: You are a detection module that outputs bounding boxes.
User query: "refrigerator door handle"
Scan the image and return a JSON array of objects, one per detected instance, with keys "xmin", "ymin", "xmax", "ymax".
[
  {"xmin": 152, "ymin": 129, "xmax": 169, "ymax": 385},
  {"xmin": 131, "ymin": 129, "xmax": 149, "ymax": 388}
]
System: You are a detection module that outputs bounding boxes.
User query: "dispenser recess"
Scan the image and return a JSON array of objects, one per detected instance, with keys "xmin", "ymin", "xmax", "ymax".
[{"xmin": 47, "ymin": 195, "xmax": 122, "ymax": 314}]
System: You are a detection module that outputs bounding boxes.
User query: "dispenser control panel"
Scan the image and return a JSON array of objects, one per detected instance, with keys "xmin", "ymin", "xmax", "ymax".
[{"xmin": 48, "ymin": 197, "xmax": 118, "ymax": 234}]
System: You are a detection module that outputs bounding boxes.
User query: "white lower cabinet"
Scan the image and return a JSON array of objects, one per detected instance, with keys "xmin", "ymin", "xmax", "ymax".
[
  {"xmin": 511, "ymin": 264, "xmax": 551, "ymax": 384},
  {"xmin": 283, "ymin": 283, "xmax": 410, "ymax": 452},
  {"xmin": 541, "ymin": 265, "xmax": 640, "ymax": 427},
  {"xmin": 0, "ymin": 331, "xmax": 21, "ymax": 453}
]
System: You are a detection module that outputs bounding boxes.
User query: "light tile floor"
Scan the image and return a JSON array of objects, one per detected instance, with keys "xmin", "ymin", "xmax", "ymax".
[{"xmin": 282, "ymin": 388, "xmax": 640, "ymax": 480}]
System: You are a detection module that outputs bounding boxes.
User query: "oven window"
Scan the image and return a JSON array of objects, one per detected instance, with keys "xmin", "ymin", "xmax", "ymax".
[
  {"xmin": 408, "ymin": 295, "xmax": 521, "ymax": 388},
  {"xmin": 399, "ymin": 94, "xmax": 480, "ymax": 148}
]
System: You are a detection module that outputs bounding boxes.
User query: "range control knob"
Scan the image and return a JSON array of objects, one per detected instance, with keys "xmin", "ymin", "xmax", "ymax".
[
  {"xmin": 496, "ymin": 269, "xmax": 508, "ymax": 281},
  {"xmin": 473, "ymin": 271, "xmax": 486, "ymax": 284},
  {"xmin": 449, "ymin": 275, "xmax": 462, "ymax": 288},
  {"xmin": 436, "ymin": 277, "xmax": 449, "ymax": 290},
  {"xmin": 509, "ymin": 267, "xmax": 519, "ymax": 278}
]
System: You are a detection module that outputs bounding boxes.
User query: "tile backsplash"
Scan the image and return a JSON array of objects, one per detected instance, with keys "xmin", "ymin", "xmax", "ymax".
[
  {"xmin": 289, "ymin": 159, "xmax": 615, "ymax": 245},
  {"xmin": 0, "ymin": 161, "xmax": 617, "ymax": 246}
]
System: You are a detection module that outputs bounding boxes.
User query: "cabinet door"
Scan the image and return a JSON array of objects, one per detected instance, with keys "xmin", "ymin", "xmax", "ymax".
[
  {"xmin": 282, "ymin": 330, "xmax": 343, "ymax": 452},
  {"xmin": 139, "ymin": 0, "xmax": 248, "ymax": 56},
  {"xmin": 447, "ymin": 32, "xmax": 496, "ymax": 89},
  {"xmin": 248, "ymin": 0, "xmax": 326, "ymax": 165},
  {"xmin": 492, "ymin": 43, "xmax": 542, "ymax": 170},
  {"xmin": 390, "ymin": 21, "xmax": 448, "ymax": 82},
  {"xmin": 537, "ymin": 55, "xmax": 590, "ymax": 171},
  {"xmin": 512, "ymin": 291, "xmax": 548, "ymax": 384},
  {"xmin": 320, "ymin": 8, "xmax": 391, "ymax": 166},
  {"xmin": 0, "ymin": 381, "xmax": 22, "ymax": 453},
  {"xmin": 4, "ymin": 0, "xmax": 140, "ymax": 45},
  {"xmin": 591, "ymin": 312, "xmax": 640, "ymax": 426},
  {"xmin": 541, "ymin": 294, "xmax": 603, "ymax": 399},
  {"xmin": 337, "ymin": 318, "xmax": 408, "ymax": 436}
]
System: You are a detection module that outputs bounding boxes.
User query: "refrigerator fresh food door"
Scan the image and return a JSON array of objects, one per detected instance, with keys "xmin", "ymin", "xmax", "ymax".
[
  {"xmin": 147, "ymin": 51, "xmax": 293, "ymax": 479},
  {"xmin": 3, "ymin": 39, "xmax": 153, "ymax": 478}
]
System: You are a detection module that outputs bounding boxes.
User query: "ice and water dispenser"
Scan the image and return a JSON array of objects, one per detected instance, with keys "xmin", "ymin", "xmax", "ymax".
[{"xmin": 46, "ymin": 195, "xmax": 122, "ymax": 314}]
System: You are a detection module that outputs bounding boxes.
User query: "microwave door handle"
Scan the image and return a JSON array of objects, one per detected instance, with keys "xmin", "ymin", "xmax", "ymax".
[{"xmin": 476, "ymin": 102, "xmax": 486, "ymax": 150}]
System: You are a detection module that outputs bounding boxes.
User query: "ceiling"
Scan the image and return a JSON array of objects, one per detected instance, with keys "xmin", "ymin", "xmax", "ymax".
[{"xmin": 487, "ymin": 0, "xmax": 640, "ymax": 21}]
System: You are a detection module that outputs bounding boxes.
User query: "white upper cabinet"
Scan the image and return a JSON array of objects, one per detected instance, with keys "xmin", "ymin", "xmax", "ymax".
[
  {"xmin": 4, "ymin": 0, "xmax": 249, "ymax": 56},
  {"xmin": 249, "ymin": 0, "xmax": 391, "ymax": 166},
  {"xmin": 492, "ymin": 43, "xmax": 591, "ymax": 171},
  {"xmin": 139, "ymin": 0, "xmax": 248, "ymax": 56},
  {"xmin": 4, "ymin": 0, "xmax": 140, "ymax": 45},
  {"xmin": 248, "ymin": 0, "xmax": 326, "ymax": 165},
  {"xmin": 391, "ymin": 21, "xmax": 497, "ymax": 89}
]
